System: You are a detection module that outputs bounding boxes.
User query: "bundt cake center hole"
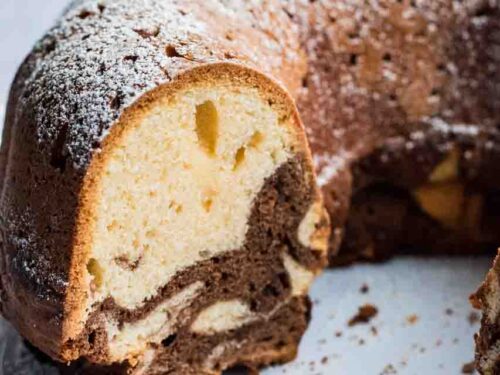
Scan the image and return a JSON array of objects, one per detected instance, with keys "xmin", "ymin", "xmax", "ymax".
[
  {"xmin": 195, "ymin": 100, "xmax": 219, "ymax": 156},
  {"xmin": 412, "ymin": 148, "xmax": 481, "ymax": 230}
]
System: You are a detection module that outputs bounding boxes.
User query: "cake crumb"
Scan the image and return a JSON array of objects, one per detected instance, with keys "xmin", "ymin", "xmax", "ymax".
[
  {"xmin": 445, "ymin": 308, "xmax": 453, "ymax": 316},
  {"xmin": 406, "ymin": 314, "xmax": 419, "ymax": 325},
  {"xmin": 468, "ymin": 311, "xmax": 480, "ymax": 325},
  {"xmin": 335, "ymin": 331, "xmax": 343, "ymax": 337},
  {"xmin": 461, "ymin": 361, "xmax": 475, "ymax": 373},
  {"xmin": 371, "ymin": 326, "xmax": 378, "ymax": 336},
  {"xmin": 360, "ymin": 283, "xmax": 370, "ymax": 294},
  {"xmin": 380, "ymin": 364, "xmax": 397, "ymax": 374},
  {"xmin": 321, "ymin": 356, "xmax": 328, "ymax": 365},
  {"xmin": 348, "ymin": 304, "xmax": 378, "ymax": 326}
]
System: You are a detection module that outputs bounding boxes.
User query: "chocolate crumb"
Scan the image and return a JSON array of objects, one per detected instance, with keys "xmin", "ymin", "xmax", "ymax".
[
  {"xmin": 348, "ymin": 304, "xmax": 378, "ymax": 326},
  {"xmin": 445, "ymin": 308, "xmax": 453, "ymax": 316},
  {"xmin": 380, "ymin": 364, "xmax": 397, "ymax": 374},
  {"xmin": 461, "ymin": 361, "xmax": 475, "ymax": 373},
  {"xmin": 321, "ymin": 356, "xmax": 328, "ymax": 365},
  {"xmin": 335, "ymin": 331, "xmax": 343, "ymax": 337},
  {"xmin": 468, "ymin": 311, "xmax": 480, "ymax": 325},
  {"xmin": 371, "ymin": 326, "xmax": 378, "ymax": 336},
  {"xmin": 359, "ymin": 339, "xmax": 365, "ymax": 345},
  {"xmin": 114, "ymin": 254, "xmax": 142, "ymax": 270},
  {"xmin": 360, "ymin": 283, "xmax": 369, "ymax": 294},
  {"xmin": 406, "ymin": 314, "xmax": 419, "ymax": 325},
  {"xmin": 436, "ymin": 339, "xmax": 442, "ymax": 347}
]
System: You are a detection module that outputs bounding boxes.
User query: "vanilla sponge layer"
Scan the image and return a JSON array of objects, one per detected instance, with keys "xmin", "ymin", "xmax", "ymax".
[{"xmin": 86, "ymin": 84, "xmax": 294, "ymax": 312}]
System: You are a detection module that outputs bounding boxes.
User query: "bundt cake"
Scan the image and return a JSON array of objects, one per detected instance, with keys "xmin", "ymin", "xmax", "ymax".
[
  {"xmin": 0, "ymin": 1, "xmax": 329, "ymax": 373},
  {"xmin": 2, "ymin": 0, "xmax": 500, "ymax": 373}
]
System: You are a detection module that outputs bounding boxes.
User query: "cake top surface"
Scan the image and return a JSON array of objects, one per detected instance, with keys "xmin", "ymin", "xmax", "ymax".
[{"xmin": 15, "ymin": 0, "xmax": 300, "ymax": 170}]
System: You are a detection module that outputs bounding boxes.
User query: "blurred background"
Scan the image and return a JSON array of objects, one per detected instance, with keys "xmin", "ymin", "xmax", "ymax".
[
  {"xmin": 0, "ymin": 1, "xmax": 492, "ymax": 374},
  {"xmin": 0, "ymin": 0, "xmax": 70, "ymax": 124}
]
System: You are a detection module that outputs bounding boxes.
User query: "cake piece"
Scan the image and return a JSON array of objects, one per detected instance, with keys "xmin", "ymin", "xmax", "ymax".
[
  {"xmin": 472, "ymin": 251, "xmax": 500, "ymax": 375},
  {"xmin": 0, "ymin": 1, "xmax": 328, "ymax": 373}
]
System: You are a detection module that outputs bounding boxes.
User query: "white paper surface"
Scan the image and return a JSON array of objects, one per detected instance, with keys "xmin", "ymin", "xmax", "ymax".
[{"xmin": 264, "ymin": 256, "xmax": 489, "ymax": 375}]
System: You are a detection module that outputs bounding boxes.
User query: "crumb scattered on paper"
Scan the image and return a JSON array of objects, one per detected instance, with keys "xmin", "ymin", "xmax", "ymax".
[
  {"xmin": 360, "ymin": 283, "xmax": 369, "ymax": 294},
  {"xmin": 380, "ymin": 364, "xmax": 397, "ymax": 374},
  {"xmin": 406, "ymin": 314, "xmax": 419, "ymax": 325},
  {"xmin": 461, "ymin": 361, "xmax": 475, "ymax": 374},
  {"xmin": 348, "ymin": 304, "xmax": 378, "ymax": 326},
  {"xmin": 468, "ymin": 311, "xmax": 480, "ymax": 325}
]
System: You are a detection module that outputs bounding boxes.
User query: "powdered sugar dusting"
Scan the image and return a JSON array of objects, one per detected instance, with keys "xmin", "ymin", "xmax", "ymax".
[
  {"xmin": 6, "ymin": 206, "xmax": 69, "ymax": 302},
  {"xmin": 18, "ymin": 0, "xmax": 206, "ymax": 170},
  {"xmin": 424, "ymin": 116, "xmax": 480, "ymax": 137},
  {"xmin": 314, "ymin": 151, "xmax": 352, "ymax": 187},
  {"xmin": 15, "ymin": 0, "xmax": 300, "ymax": 171}
]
